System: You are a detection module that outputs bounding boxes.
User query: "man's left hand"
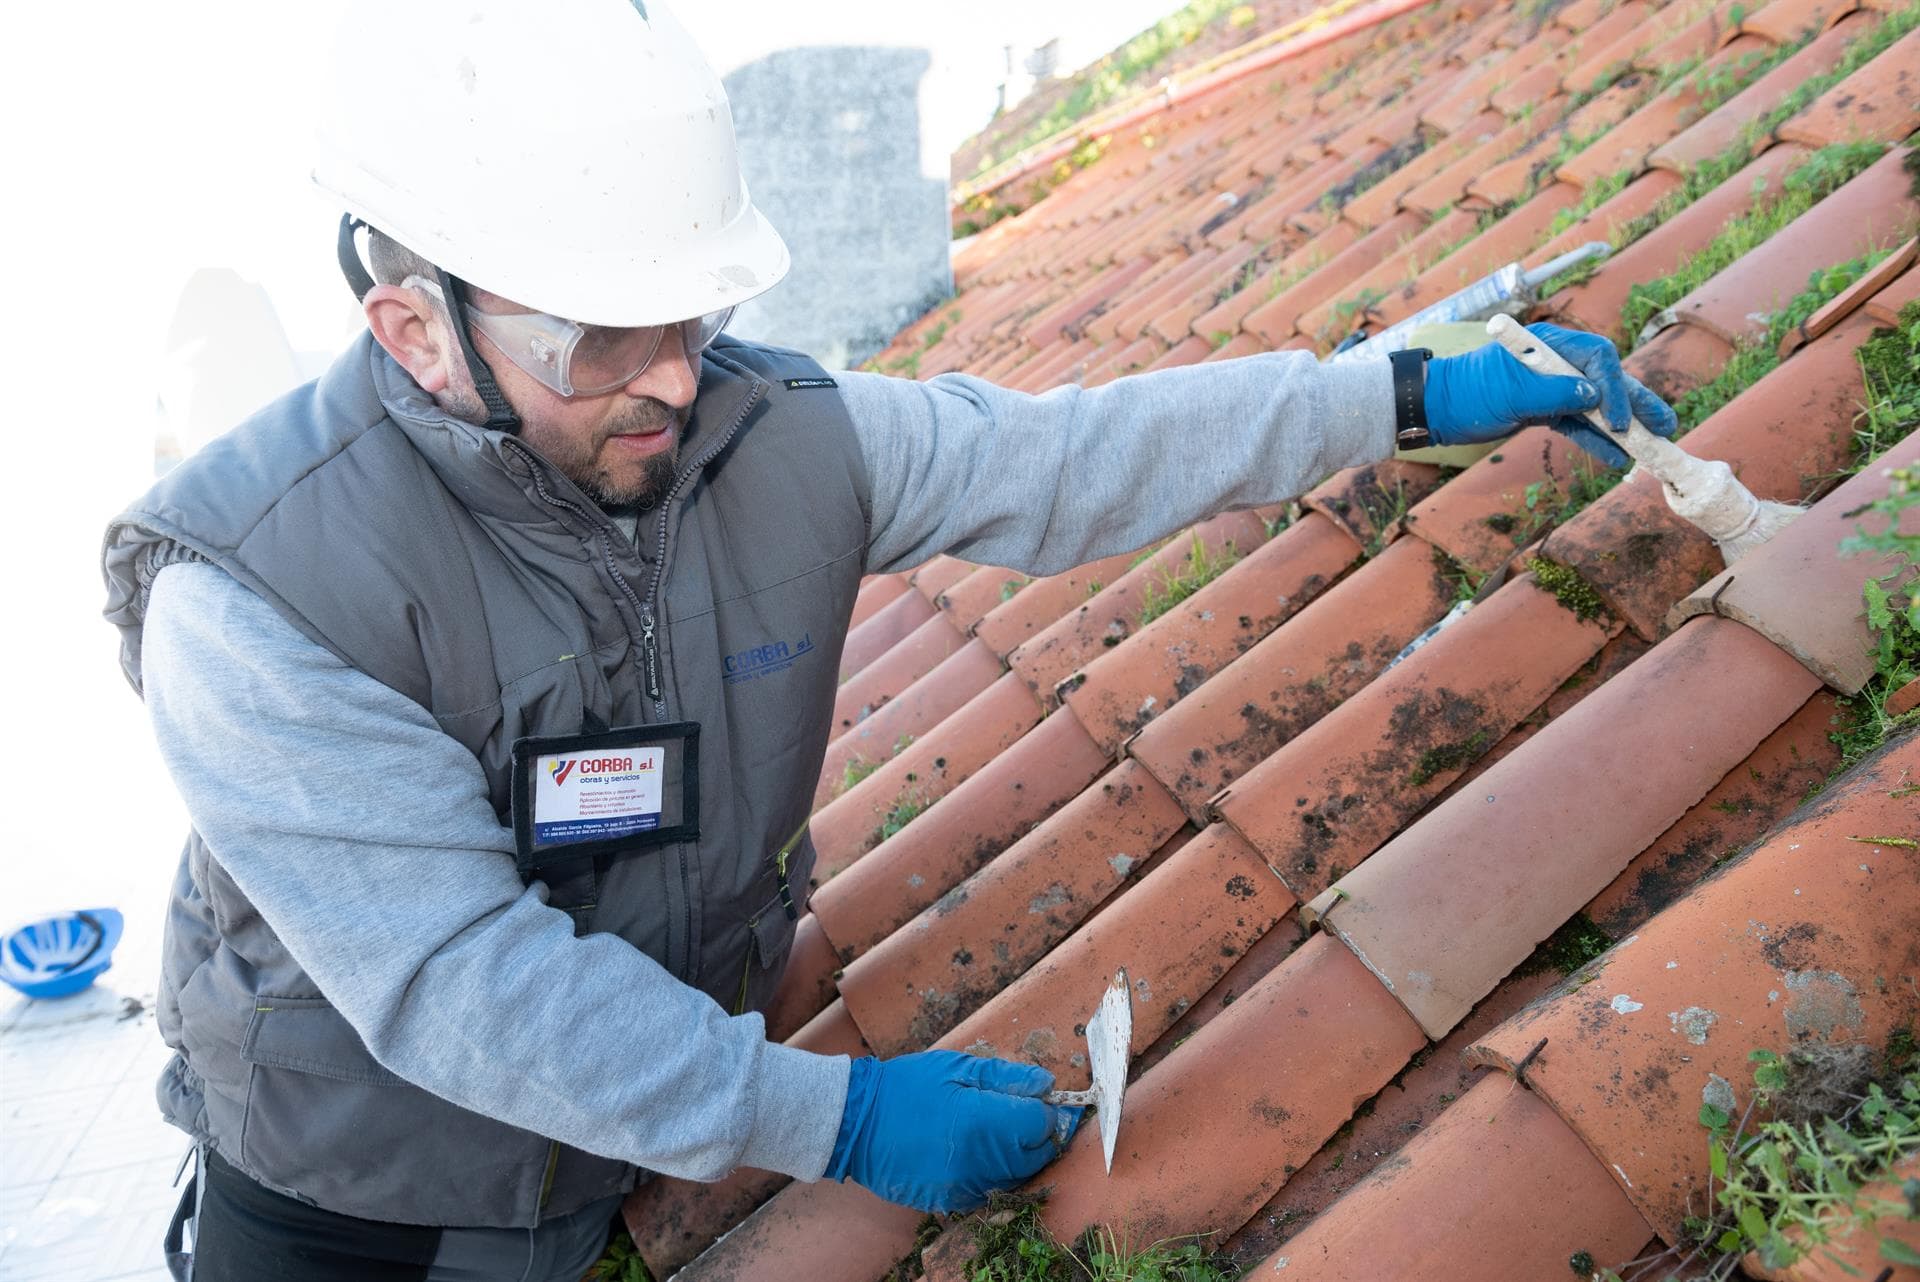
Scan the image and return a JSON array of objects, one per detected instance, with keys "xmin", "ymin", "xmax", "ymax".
[{"xmin": 1421, "ymin": 322, "xmax": 1679, "ymax": 467}]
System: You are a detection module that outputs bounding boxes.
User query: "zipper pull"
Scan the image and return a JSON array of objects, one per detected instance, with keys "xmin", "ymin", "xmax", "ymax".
[
  {"xmin": 639, "ymin": 605, "xmax": 662, "ymax": 701},
  {"xmin": 774, "ymin": 848, "xmax": 798, "ymax": 921}
]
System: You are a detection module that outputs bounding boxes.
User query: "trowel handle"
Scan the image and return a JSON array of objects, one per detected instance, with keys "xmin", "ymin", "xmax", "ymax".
[
  {"xmin": 1483, "ymin": 315, "xmax": 1680, "ymax": 472},
  {"xmin": 1045, "ymin": 1089, "xmax": 1099, "ymax": 1107}
]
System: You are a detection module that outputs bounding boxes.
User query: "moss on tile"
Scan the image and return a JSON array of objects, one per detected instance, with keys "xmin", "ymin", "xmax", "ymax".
[
  {"xmin": 1513, "ymin": 912, "xmax": 1614, "ymax": 978},
  {"xmin": 1527, "ymin": 556, "xmax": 1610, "ymax": 623},
  {"xmin": 1404, "ymin": 730, "xmax": 1488, "ymax": 788}
]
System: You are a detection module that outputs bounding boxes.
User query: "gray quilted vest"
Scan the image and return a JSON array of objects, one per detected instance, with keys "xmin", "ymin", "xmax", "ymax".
[{"xmin": 101, "ymin": 332, "xmax": 869, "ymax": 1227}]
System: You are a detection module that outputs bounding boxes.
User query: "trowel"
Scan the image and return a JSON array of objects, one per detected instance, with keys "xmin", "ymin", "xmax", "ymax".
[{"xmin": 1044, "ymin": 968, "xmax": 1133, "ymax": 1173}]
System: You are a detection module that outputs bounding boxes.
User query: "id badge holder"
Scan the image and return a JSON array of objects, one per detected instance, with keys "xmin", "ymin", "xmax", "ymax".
[{"xmin": 510, "ymin": 723, "xmax": 700, "ymax": 928}]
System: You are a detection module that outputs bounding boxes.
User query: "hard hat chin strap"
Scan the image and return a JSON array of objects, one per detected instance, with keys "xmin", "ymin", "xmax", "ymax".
[{"xmin": 336, "ymin": 213, "xmax": 521, "ymax": 436}]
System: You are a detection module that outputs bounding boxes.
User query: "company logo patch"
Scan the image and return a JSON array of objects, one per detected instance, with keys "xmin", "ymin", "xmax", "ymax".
[
  {"xmin": 722, "ymin": 633, "xmax": 816, "ymax": 685},
  {"xmin": 783, "ymin": 376, "xmax": 839, "ymax": 391},
  {"xmin": 549, "ymin": 759, "xmax": 577, "ymax": 787}
]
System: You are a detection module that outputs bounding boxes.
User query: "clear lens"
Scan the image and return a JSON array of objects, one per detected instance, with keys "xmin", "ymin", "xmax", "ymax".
[
  {"xmin": 568, "ymin": 324, "xmax": 667, "ymax": 395},
  {"xmin": 407, "ymin": 276, "xmax": 731, "ymax": 398}
]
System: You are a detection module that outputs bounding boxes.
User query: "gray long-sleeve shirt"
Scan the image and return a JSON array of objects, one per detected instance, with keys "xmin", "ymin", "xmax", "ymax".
[{"xmin": 141, "ymin": 352, "xmax": 1393, "ymax": 1188}]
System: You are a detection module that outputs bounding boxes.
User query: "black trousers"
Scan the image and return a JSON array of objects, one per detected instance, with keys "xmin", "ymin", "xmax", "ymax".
[{"xmin": 169, "ymin": 1149, "xmax": 620, "ymax": 1282}]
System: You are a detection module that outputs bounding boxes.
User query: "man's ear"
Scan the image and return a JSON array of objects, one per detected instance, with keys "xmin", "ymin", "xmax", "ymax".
[{"xmin": 364, "ymin": 284, "xmax": 453, "ymax": 393}]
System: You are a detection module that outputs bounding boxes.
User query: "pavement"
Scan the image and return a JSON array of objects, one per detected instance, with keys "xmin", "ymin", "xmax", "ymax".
[{"xmin": 1, "ymin": 958, "xmax": 184, "ymax": 1281}]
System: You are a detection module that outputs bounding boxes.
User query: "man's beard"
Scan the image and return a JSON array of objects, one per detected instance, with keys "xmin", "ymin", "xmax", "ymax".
[{"xmin": 523, "ymin": 398, "xmax": 690, "ymax": 511}]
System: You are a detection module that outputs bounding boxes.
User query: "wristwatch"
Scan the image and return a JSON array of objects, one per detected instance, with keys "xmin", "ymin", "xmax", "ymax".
[{"xmin": 1390, "ymin": 347, "xmax": 1433, "ymax": 450}]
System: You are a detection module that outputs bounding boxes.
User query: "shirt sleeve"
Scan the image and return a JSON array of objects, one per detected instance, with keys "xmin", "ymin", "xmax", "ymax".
[
  {"xmin": 837, "ymin": 350, "xmax": 1397, "ymax": 576},
  {"xmin": 141, "ymin": 560, "xmax": 849, "ymax": 1184}
]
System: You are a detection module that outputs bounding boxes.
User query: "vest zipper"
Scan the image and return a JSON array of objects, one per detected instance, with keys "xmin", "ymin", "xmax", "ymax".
[{"xmin": 637, "ymin": 380, "xmax": 765, "ymax": 720}]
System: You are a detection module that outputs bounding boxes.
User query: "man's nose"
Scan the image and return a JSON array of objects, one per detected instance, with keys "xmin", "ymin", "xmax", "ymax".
[{"xmin": 627, "ymin": 324, "xmax": 699, "ymax": 407}]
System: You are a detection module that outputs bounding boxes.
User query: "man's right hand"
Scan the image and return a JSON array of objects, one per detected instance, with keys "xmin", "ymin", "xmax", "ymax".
[{"xmin": 824, "ymin": 1050, "xmax": 1082, "ymax": 1212}]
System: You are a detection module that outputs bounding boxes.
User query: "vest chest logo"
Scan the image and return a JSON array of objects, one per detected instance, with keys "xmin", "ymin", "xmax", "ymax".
[{"xmin": 722, "ymin": 633, "xmax": 815, "ymax": 685}]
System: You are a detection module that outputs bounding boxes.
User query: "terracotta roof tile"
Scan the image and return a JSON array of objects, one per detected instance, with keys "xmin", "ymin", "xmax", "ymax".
[
  {"xmin": 1007, "ymin": 509, "xmax": 1272, "ymax": 707},
  {"xmin": 1061, "ymin": 510, "xmax": 1363, "ymax": 754},
  {"xmin": 667, "ymin": 2, "xmax": 1920, "ymax": 1271},
  {"xmin": 1868, "ymin": 255, "xmax": 1920, "ymax": 321},
  {"xmin": 1342, "ymin": 110, "xmax": 1507, "ymax": 229},
  {"xmin": 809, "ymin": 709, "xmax": 1112, "ymax": 961},
  {"xmin": 836, "ymin": 759, "xmax": 1188, "ymax": 1056},
  {"xmin": 815, "ymin": 639, "xmax": 1001, "ymax": 809},
  {"xmin": 847, "ymin": 573, "xmax": 910, "ymax": 631},
  {"xmin": 1148, "ymin": 333, "xmax": 1216, "ymax": 367},
  {"xmin": 939, "ymin": 822, "xmax": 1294, "ymax": 1085},
  {"xmin": 1552, "ymin": 142, "xmax": 1809, "ymax": 341},
  {"xmin": 838, "ymin": 584, "xmax": 936, "ymax": 680},
  {"xmin": 1402, "ymin": 112, "xmax": 1558, "ymax": 216},
  {"xmin": 1321, "ymin": 615, "xmax": 1822, "ymax": 1040},
  {"xmin": 1469, "ymin": 732, "xmax": 1920, "ymax": 1235},
  {"xmin": 1186, "ymin": 220, "xmax": 1362, "ymax": 340},
  {"xmin": 1673, "ymin": 429, "xmax": 1920, "ymax": 691},
  {"xmin": 1243, "ymin": 1074, "xmax": 1653, "ymax": 1280},
  {"xmin": 1648, "ymin": 12, "xmax": 1870, "ymax": 172},
  {"xmin": 1218, "ymin": 962, "xmax": 1561, "ymax": 1267},
  {"xmin": 1737, "ymin": 0, "xmax": 1855, "ymax": 45},
  {"xmin": 1031, "ymin": 933, "xmax": 1427, "ymax": 1248},
  {"xmin": 1244, "ymin": 210, "xmax": 1429, "ymax": 345},
  {"xmin": 1658, "ymin": 148, "xmax": 1920, "ymax": 347},
  {"xmin": 1538, "ymin": 312, "xmax": 1886, "ymax": 641},
  {"xmin": 1781, "ymin": 238, "xmax": 1916, "ymax": 356},
  {"xmin": 1580, "ymin": 689, "xmax": 1841, "ymax": 938},
  {"xmin": 1127, "ymin": 532, "xmax": 1457, "ymax": 818},
  {"xmin": 829, "ymin": 612, "xmax": 969, "ymax": 732},
  {"xmin": 811, "ymin": 672, "xmax": 1041, "ymax": 879},
  {"xmin": 1214, "ymin": 574, "xmax": 1620, "ymax": 901},
  {"xmin": 1775, "ymin": 22, "xmax": 1920, "ymax": 146}
]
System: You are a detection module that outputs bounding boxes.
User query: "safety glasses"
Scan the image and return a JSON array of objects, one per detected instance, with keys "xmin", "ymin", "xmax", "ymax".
[{"xmin": 405, "ymin": 276, "xmax": 732, "ymax": 397}]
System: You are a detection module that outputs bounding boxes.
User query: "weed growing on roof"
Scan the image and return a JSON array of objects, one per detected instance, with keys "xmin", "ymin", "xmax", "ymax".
[
  {"xmin": 1850, "ymin": 299, "xmax": 1920, "ymax": 465},
  {"xmin": 1001, "ymin": 576, "xmax": 1031, "ymax": 603},
  {"xmin": 1139, "ymin": 535, "xmax": 1241, "ymax": 625},
  {"xmin": 1668, "ymin": 250, "xmax": 1894, "ymax": 432},
  {"xmin": 1328, "ymin": 286, "xmax": 1388, "ymax": 331},
  {"xmin": 1209, "ymin": 329, "xmax": 1234, "ymax": 351},
  {"xmin": 1820, "ymin": 302, "xmax": 1920, "ymax": 775},
  {"xmin": 1433, "ymin": 547, "xmax": 1488, "ymax": 606},
  {"xmin": 877, "ymin": 787, "xmax": 930, "ymax": 844},
  {"xmin": 843, "ymin": 736, "xmax": 914, "ymax": 794},
  {"xmin": 1542, "ymin": 11, "xmax": 1912, "ymax": 303},
  {"xmin": 964, "ymin": 1195, "xmax": 1239, "ymax": 1281},
  {"xmin": 1600, "ymin": 1047, "xmax": 1920, "ymax": 1280},
  {"xmin": 883, "ymin": 307, "xmax": 965, "ymax": 378},
  {"xmin": 1513, "ymin": 912, "xmax": 1613, "ymax": 978},
  {"xmin": 1618, "ymin": 141, "xmax": 1887, "ymax": 346},
  {"xmin": 1501, "ymin": 465, "xmax": 1625, "ymax": 549},
  {"xmin": 1528, "ymin": 556, "xmax": 1610, "ymax": 623},
  {"xmin": 588, "ymin": 1225, "xmax": 653, "ymax": 1282},
  {"xmin": 974, "ymin": 0, "xmax": 1243, "ymax": 174}
]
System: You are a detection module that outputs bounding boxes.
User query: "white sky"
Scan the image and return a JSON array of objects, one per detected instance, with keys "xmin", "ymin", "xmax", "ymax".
[{"xmin": 0, "ymin": 1, "xmax": 1177, "ymax": 958}]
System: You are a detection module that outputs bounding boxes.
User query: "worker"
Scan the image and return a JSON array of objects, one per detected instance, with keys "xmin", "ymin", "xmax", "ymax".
[{"xmin": 102, "ymin": 2, "xmax": 1678, "ymax": 1279}]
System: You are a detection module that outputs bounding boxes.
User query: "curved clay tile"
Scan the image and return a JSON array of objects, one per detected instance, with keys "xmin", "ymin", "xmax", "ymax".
[
  {"xmin": 1470, "ymin": 732, "xmax": 1920, "ymax": 1235},
  {"xmin": 836, "ymin": 586, "xmax": 936, "ymax": 682},
  {"xmin": 829, "ymin": 611, "xmax": 971, "ymax": 733},
  {"xmin": 814, "ymin": 638, "xmax": 1002, "ymax": 810}
]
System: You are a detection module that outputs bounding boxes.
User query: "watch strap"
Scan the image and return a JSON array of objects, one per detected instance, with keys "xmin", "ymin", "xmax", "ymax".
[{"xmin": 1390, "ymin": 347, "xmax": 1434, "ymax": 450}]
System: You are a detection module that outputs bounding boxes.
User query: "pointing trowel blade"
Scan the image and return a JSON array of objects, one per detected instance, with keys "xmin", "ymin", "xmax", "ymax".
[{"xmin": 1086, "ymin": 968, "xmax": 1133, "ymax": 1174}]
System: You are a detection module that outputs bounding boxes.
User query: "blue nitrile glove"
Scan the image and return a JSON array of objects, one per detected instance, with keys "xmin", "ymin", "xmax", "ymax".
[
  {"xmin": 1422, "ymin": 322, "xmax": 1679, "ymax": 467},
  {"xmin": 824, "ymin": 1050, "xmax": 1085, "ymax": 1212}
]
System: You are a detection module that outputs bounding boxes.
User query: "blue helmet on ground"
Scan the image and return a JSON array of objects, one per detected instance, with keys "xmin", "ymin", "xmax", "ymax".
[{"xmin": 0, "ymin": 909, "xmax": 125, "ymax": 1000}]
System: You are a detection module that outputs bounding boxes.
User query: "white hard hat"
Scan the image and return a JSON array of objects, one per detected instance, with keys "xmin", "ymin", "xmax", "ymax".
[{"xmin": 314, "ymin": 0, "xmax": 789, "ymax": 327}]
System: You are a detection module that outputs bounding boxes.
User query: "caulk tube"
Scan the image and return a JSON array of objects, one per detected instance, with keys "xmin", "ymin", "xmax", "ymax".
[{"xmin": 1335, "ymin": 241, "xmax": 1611, "ymax": 363}]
